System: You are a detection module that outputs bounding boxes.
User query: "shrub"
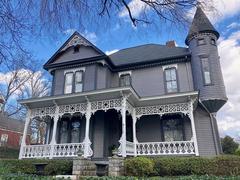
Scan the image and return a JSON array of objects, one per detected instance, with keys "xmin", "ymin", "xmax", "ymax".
[
  {"xmin": 124, "ymin": 155, "xmax": 240, "ymax": 177},
  {"xmin": 235, "ymin": 148, "xmax": 240, "ymax": 156},
  {"xmin": 0, "ymin": 159, "xmax": 73, "ymax": 176},
  {"xmin": 44, "ymin": 160, "xmax": 73, "ymax": 175},
  {"xmin": 124, "ymin": 157, "xmax": 154, "ymax": 177},
  {"xmin": 0, "ymin": 147, "xmax": 19, "ymax": 159}
]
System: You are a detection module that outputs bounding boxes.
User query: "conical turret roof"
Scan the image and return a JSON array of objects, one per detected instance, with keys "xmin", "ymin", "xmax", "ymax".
[{"xmin": 185, "ymin": 6, "xmax": 219, "ymax": 45}]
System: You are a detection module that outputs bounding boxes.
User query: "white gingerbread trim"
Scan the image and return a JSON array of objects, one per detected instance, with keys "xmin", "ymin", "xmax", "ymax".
[
  {"xmin": 162, "ymin": 64, "xmax": 178, "ymax": 71},
  {"xmin": 64, "ymin": 67, "xmax": 86, "ymax": 75}
]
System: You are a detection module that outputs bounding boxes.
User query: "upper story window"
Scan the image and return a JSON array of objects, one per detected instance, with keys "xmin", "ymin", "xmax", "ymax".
[
  {"xmin": 210, "ymin": 38, "xmax": 216, "ymax": 45},
  {"xmin": 197, "ymin": 38, "xmax": 205, "ymax": 46},
  {"xmin": 64, "ymin": 72, "xmax": 74, "ymax": 94},
  {"xmin": 201, "ymin": 57, "xmax": 212, "ymax": 85},
  {"xmin": 75, "ymin": 71, "xmax": 83, "ymax": 93},
  {"xmin": 119, "ymin": 72, "xmax": 131, "ymax": 87},
  {"xmin": 164, "ymin": 67, "xmax": 178, "ymax": 93},
  {"xmin": 64, "ymin": 68, "xmax": 85, "ymax": 94}
]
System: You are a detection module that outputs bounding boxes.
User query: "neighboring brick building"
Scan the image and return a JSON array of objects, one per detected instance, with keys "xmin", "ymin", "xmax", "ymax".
[{"xmin": 0, "ymin": 95, "xmax": 29, "ymax": 149}]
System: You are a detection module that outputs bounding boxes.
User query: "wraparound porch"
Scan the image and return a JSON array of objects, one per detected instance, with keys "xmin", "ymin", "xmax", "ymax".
[{"xmin": 19, "ymin": 87, "xmax": 199, "ymax": 159}]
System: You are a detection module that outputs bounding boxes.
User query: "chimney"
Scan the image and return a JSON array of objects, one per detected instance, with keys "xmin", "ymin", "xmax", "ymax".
[{"xmin": 166, "ymin": 40, "xmax": 176, "ymax": 48}]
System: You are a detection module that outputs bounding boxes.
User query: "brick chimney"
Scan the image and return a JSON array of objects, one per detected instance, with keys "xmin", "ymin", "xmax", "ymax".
[{"xmin": 166, "ymin": 40, "xmax": 176, "ymax": 48}]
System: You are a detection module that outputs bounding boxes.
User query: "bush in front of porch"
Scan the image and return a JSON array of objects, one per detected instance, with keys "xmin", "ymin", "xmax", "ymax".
[
  {"xmin": 124, "ymin": 155, "xmax": 240, "ymax": 177},
  {"xmin": 0, "ymin": 159, "xmax": 72, "ymax": 176}
]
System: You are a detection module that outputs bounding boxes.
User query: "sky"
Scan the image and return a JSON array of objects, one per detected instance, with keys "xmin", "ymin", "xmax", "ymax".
[{"xmin": 1, "ymin": 0, "xmax": 240, "ymax": 140}]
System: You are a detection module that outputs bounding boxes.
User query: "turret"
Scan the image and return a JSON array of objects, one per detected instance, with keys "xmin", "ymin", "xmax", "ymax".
[{"xmin": 186, "ymin": 7, "xmax": 227, "ymax": 113}]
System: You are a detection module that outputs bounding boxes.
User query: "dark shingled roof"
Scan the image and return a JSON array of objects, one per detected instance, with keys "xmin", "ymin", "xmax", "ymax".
[
  {"xmin": 109, "ymin": 44, "xmax": 190, "ymax": 67},
  {"xmin": 0, "ymin": 113, "xmax": 25, "ymax": 133},
  {"xmin": 185, "ymin": 7, "xmax": 219, "ymax": 45}
]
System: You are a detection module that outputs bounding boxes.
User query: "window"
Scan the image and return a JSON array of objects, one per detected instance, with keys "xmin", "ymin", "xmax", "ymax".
[
  {"xmin": 19, "ymin": 136, "xmax": 23, "ymax": 145},
  {"xmin": 1, "ymin": 134, "xmax": 8, "ymax": 143},
  {"xmin": 74, "ymin": 46, "xmax": 79, "ymax": 53},
  {"xmin": 197, "ymin": 38, "xmax": 205, "ymax": 45},
  {"xmin": 59, "ymin": 121, "xmax": 68, "ymax": 143},
  {"xmin": 71, "ymin": 121, "xmax": 81, "ymax": 143},
  {"xmin": 210, "ymin": 38, "xmax": 216, "ymax": 45},
  {"xmin": 64, "ymin": 72, "xmax": 73, "ymax": 94},
  {"xmin": 119, "ymin": 74, "xmax": 131, "ymax": 87},
  {"xmin": 163, "ymin": 119, "xmax": 183, "ymax": 141},
  {"xmin": 165, "ymin": 68, "xmax": 178, "ymax": 93},
  {"xmin": 75, "ymin": 71, "xmax": 83, "ymax": 93},
  {"xmin": 201, "ymin": 57, "xmax": 211, "ymax": 85}
]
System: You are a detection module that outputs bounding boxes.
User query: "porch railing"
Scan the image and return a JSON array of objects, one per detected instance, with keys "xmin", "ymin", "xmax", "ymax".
[
  {"xmin": 21, "ymin": 144, "xmax": 51, "ymax": 159},
  {"xmin": 20, "ymin": 143, "xmax": 84, "ymax": 159},
  {"xmin": 136, "ymin": 141, "xmax": 195, "ymax": 155}
]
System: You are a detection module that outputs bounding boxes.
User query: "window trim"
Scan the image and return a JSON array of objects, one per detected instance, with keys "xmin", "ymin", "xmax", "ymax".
[
  {"xmin": 164, "ymin": 67, "xmax": 179, "ymax": 94},
  {"xmin": 200, "ymin": 57, "xmax": 213, "ymax": 86}
]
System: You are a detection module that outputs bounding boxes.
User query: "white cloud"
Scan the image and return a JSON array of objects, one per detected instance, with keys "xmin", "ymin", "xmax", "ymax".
[
  {"xmin": 63, "ymin": 28, "xmax": 76, "ymax": 35},
  {"xmin": 105, "ymin": 49, "xmax": 119, "ymax": 55},
  {"xmin": 217, "ymin": 30, "xmax": 240, "ymax": 140},
  {"xmin": 188, "ymin": 0, "xmax": 240, "ymax": 24},
  {"xmin": 119, "ymin": 0, "xmax": 149, "ymax": 19},
  {"xmin": 82, "ymin": 30, "xmax": 98, "ymax": 45}
]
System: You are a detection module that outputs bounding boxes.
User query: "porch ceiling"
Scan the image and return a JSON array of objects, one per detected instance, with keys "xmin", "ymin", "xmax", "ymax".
[{"xmin": 19, "ymin": 86, "xmax": 198, "ymax": 109}]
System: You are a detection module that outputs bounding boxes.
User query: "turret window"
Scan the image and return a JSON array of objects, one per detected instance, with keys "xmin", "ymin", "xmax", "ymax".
[
  {"xmin": 164, "ymin": 68, "xmax": 178, "ymax": 93},
  {"xmin": 210, "ymin": 38, "xmax": 216, "ymax": 45},
  {"xmin": 201, "ymin": 57, "xmax": 212, "ymax": 85},
  {"xmin": 197, "ymin": 38, "xmax": 205, "ymax": 46}
]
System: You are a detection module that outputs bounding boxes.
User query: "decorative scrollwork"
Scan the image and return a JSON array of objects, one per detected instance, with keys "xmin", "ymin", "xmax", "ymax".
[
  {"xmin": 91, "ymin": 98, "xmax": 122, "ymax": 113},
  {"xmin": 126, "ymin": 101, "xmax": 134, "ymax": 115},
  {"xmin": 30, "ymin": 106, "xmax": 56, "ymax": 118},
  {"xmin": 135, "ymin": 102, "xmax": 189, "ymax": 118},
  {"xmin": 58, "ymin": 103, "xmax": 87, "ymax": 115}
]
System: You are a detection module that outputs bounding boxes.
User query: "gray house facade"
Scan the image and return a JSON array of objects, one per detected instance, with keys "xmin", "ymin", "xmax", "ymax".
[{"xmin": 19, "ymin": 7, "xmax": 227, "ymax": 160}]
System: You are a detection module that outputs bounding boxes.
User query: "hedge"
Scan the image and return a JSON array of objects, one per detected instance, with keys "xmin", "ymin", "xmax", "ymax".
[
  {"xmin": 0, "ymin": 159, "xmax": 73, "ymax": 176},
  {"xmin": 124, "ymin": 155, "xmax": 240, "ymax": 177},
  {"xmin": 0, "ymin": 147, "xmax": 19, "ymax": 159}
]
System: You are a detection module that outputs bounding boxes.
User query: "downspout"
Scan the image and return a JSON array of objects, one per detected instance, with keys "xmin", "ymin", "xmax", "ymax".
[{"xmin": 199, "ymin": 100, "xmax": 222, "ymax": 155}]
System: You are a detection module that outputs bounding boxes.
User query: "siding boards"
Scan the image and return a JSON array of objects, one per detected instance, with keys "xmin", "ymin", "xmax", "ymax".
[{"xmin": 194, "ymin": 106, "xmax": 217, "ymax": 156}]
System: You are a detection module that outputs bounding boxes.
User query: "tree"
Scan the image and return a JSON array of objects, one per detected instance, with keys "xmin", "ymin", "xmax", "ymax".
[
  {"xmin": 221, "ymin": 136, "xmax": 239, "ymax": 154},
  {"xmin": 0, "ymin": 68, "xmax": 51, "ymax": 119}
]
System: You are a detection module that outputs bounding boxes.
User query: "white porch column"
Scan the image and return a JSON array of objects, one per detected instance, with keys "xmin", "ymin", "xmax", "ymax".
[
  {"xmin": 83, "ymin": 101, "xmax": 93, "ymax": 158},
  {"xmin": 132, "ymin": 108, "xmax": 138, "ymax": 157},
  {"xmin": 49, "ymin": 106, "xmax": 60, "ymax": 159},
  {"xmin": 120, "ymin": 97, "xmax": 127, "ymax": 157},
  {"xmin": 19, "ymin": 109, "xmax": 31, "ymax": 159},
  {"xmin": 189, "ymin": 100, "xmax": 199, "ymax": 156}
]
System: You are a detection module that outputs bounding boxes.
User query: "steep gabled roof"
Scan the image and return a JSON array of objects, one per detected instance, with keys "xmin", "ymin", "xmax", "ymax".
[
  {"xmin": 185, "ymin": 7, "xmax": 219, "ymax": 45},
  {"xmin": 109, "ymin": 44, "xmax": 190, "ymax": 67},
  {"xmin": 43, "ymin": 31, "xmax": 106, "ymax": 70}
]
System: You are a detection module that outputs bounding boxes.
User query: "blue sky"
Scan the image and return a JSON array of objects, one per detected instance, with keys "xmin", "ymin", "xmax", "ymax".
[{"xmin": 2, "ymin": 0, "xmax": 240, "ymax": 140}]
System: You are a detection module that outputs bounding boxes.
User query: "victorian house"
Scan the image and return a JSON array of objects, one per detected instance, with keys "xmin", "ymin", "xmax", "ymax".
[{"xmin": 19, "ymin": 7, "xmax": 227, "ymax": 160}]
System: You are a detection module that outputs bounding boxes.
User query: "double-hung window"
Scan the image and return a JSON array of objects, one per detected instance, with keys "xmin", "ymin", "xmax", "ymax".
[
  {"xmin": 165, "ymin": 68, "xmax": 178, "ymax": 93},
  {"xmin": 64, "ymin": 73, "xmax": 74, "ymax": 94},
  {"xmin": 201, "ymin": 57, "xmax": 211, "ymax": 85},
  {"xmin": 64, "ymin": 70, "xmax": 84, "ymax": 94},
  {"xmin": 119, "ymin": 74, "xmax": 131, "ymax": 87},
  {"xmin": 75, "ymin": 71, "xmax": 83, "ymax": 93}
]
